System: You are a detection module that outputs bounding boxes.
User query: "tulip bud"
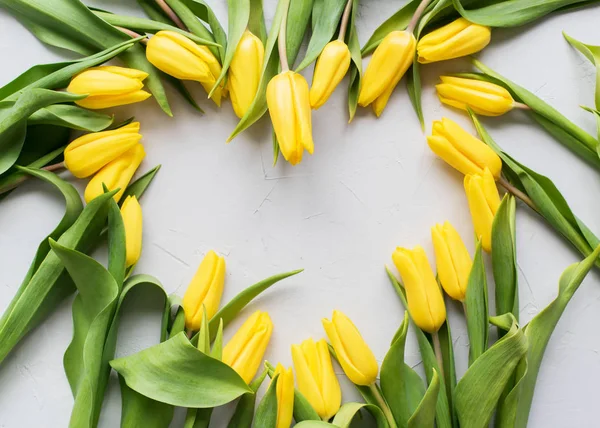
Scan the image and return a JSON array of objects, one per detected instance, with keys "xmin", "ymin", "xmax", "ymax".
[
  {"xmin": 436, "ymin": 76, "xmax": 515, "ymax": 116},
  {"xmin": 84, "ymin": 144, "xmax": 145, "ymax": 203},
  {"xmin": 182, "ymin": 250, "xmax": 226, "ymax": 331},
  {"xmin": 464, "ymin": 168, "xmax": 501, "ymax": 252},
  {"xmin": 229, "ymin": 30, "xmax": 265, "ymax": 118},
  {"xmin": 146, "ymin": 31, "xmax": 225, "ymax": 106},
  {"xmin": 309, "ymin": 40, "xmax": 352, "ymax": 109},
  {"xmin": 427, "ymin": 117, "xmax": 502, "ymax": 178},
  {"xmin": 266, "ymin": 71, "xmax": 314, "ymax": 165},
  {"xmin": 417, "ymin": 18, "xmax": 491, "ymax": 64},
  {"xmin": 64, "ymin": 122, "xmax": 142, "ymax": 178},
  {"xmin": 272, "ymin": 363, "xmax": 294, "ymax": 428},
  {"xmin": 291, "ymin": 338, "xmax": 341, "ymax": 420},
  {"xmin": 67, "ymin": 66, "xmax": 151, "ymax": 109},
  {"xmin": 322, "ymin": 310, "xmax": 378, "ymax": 386},
  {"xmin": 431, "ymin": 222, "xmax": 472, "ymax": 302},
  {"xmin": 358, "ymin": 30, "xmax": 416, "ymax": 115},
  {"xmin": 392, "ymin": 246, "xmax": 446, "ymax": 333},
  {"xmin": 120, "ymin": 195, "xmax": 143, "ymax": 268},
  {"xmin": 223, "ymin": 311, "xmax": 273, "ymax": 384}
]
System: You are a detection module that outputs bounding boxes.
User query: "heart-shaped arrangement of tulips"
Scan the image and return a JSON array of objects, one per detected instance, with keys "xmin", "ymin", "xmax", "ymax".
[{"xmin": 1, "ymin": 0, "xmax": 600, "ymax": 427}]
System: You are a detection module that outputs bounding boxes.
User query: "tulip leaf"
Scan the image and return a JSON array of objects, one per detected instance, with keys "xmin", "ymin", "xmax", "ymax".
[
  {"xmin": 227, "ymin": 370, "xmax": 268, "ymax": 428},
  {"xmin": 331, "ymin": 402, "xmax": 388, "ymax": 428},
  {"xmin": 253, "ymin": 374, "xmax": 280, "ymax": 428},
  {"xmin": 295, "ymin": 423, "xmax": 335, "ymax": 428},
  {"xmin": 346, "ymin": 0, "xmax": 362, "ymax": 121},
  {"xmin": 408, "ymin": 369, "xmax": 440, "ymax": 428},
  {"xmin": 455, "ymin": 314, "xmax": 527, "ymax": 428},
  {"xmin": 136, "ymin": 0, "xmax": 172, "ymax": 24},
  {"xmin": 496, "ymin": 245, "xmax": 600, "ymax": 428},
  {"xmin": 119, "ymin": 374, "xmax": 174, "ymax": 428},
  {"xmin": 564, "ymin": 32, "xmax": 600, "ymax": 110},
  {"xmin": 295, "ymin": 0, "xmax": 346, "ymax": 71},
  {"xmin": 453, "ymin": 0, "xmax": 594, "ymax": 27},
  {"xmin": 286, "ymin": 0, "xmax": 314, "ymax": 68},
  {"xmin": 28, "ymin": 105, "xmax": 114, "ymax": 131},
  {"xmin": 248, "ymin": 0, "xmax": 267, "ymax": 43},
  {"xmin": 361, "ymin": 0, "xmax": 420, "ymax": 55},
  {"xmin": 293, "ymin": 389, "xmax": 322, "ymax": 422},
  {"xmin": 465, "ymin": 241, "xmax": 488, "ymax": 365},
  {"xmin": 437, "ymin": 316, "xmax": 458, "ymax": 427},
  {"xmin": 111, "ymin": 333, "xmax": 251, "ymax": 407},
  {"xmin": 121, "ymin": 164, "xmax": 162, "ymax": 203}
]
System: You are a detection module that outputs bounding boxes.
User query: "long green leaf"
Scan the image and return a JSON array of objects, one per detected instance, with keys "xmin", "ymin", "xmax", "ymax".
[
  {"xmin": 361, "ymin": 0, "xmax": 420, "ymax": 55},
  {"xmin": 227, "ymin": 371, "xmax": 268, "ymax": 428},
  {"xmin": 331, "ymin": 402, "xmax": 388, "ymax": 428},
  {"xmin": 121, "ymin": 164, "xmax": 161, "ymax": 202},
  {"xmin": 254, "ymin": 374, "xmax": 279, "ymax": 428},
  {"xmin": 465, "ymin": 241, "xmax": 488, "ymax": 365},
  {"xmin": 407, "ymin": 369, "xmax": 440, "ymax": 428},
  {"xmin": 27, "ymin": 104, "xmax": 113, "ymax": 131},
  {"xmin": 564, "ymin": 32, "xmax": 600, "ymax": 110},
  {"xmin": 346, "ymin": 0, "xmax": 361, "ymax": 121}
]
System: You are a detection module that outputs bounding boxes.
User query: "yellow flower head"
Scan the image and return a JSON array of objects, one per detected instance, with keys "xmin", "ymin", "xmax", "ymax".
[
  {"xmin": 272, "ymin": 363, "xmax": 294, "ymax": 428},
  {"xmin": 229, "ymin": 30, "xmax": 265, "ymax": 118},
  {"xmin": 67, "ymin": 66, "xmax": 151, "ymax": 109},
  {"xmin": 309, "ymin": 40, "xmax": 352, "ymax": 110},
  {"xmin": 120, "ymin": 195, "xmax": 143, "ymax": 268},
  {"xmin": 392, "ymin": 246, "xmax": 446, "ymax": 333},
  {"xmin": 464, "ymin": 168, "xmax": 501, "ymax": 252},
  {"xmin": 436, "ymin": 76, "xmax": 515, "ymax": 116},
  {"xmin": 431, "ymin": 222, "xmax": 472, "ymax": 302},
  {"xmin": 322, "ymin": 310, "xmax": 378, "ymax": 386},
  {"xmin": 182, "ymin": 250, "xmax": 226, "ymax": 331}
]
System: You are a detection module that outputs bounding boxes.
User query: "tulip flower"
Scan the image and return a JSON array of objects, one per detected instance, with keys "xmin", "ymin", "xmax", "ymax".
[
  {"xmin": 64, "ymin": 122, "xmax": 142, "ymax": 178},
  {"xmin": 309, "ymin": 40, "xmax": 352, "ymax": 109},
  {"xmin": 229, "ymin": 30, "xmax": 264, "ymax": 118},
  {"xmin": 436, "ymin": 76, "xmax": 515, "ymax": 116},
  {"xmin": 266, "ymin": 71, "xmax": 314, "ymax": 165},
  {"xmin": 417, "ymin": 18, "xmax": 491, "ymax": 64},
  {"xmin": 146, "ymin": 31, "xmax": 225, "ymax": 106},
  {"xmin": 358, "ymin": 30, "xmax": 416, "ymax": 116},
  {"xmin": 427, "ymin": 117, "xmax": 502, "ymax": 178},
  {"xmin": 67, "ymin": 66, "xmax": 151, "ymax": 109},
  {"xmin": 431, "ymin": 222, "xmax": 472, "ymax": 302},
  {"xmin": 392, "ymin": 246, "xmax": 446, "ymax": 333},
  {"xmin": 464, "ymin": 168, "xmax": 501, "ymax": 252},
  {"xmin": 223, "ymin": 311, "xmax": 273, "ymax": 384},
  {"xmin": 291, "ymin": 338, "xmax": 341, "ymax": 420},
  {"xmin": 84, "ymin": 144, "xmax": 145, "ymax": 203},
  {"xmin": 322, "ymin": 310, "xmax": 378, "ymax": 386},
  {"xmin": 272, "ymin": 363, "xmax": 294, "ymax": 428},
  {"xmin": 120, "ymin": 195, "xmax": 143, "ymax": 268},
  {"xmin": 182, "ymin": 250, "xmax": 226, "ymax": 331}
]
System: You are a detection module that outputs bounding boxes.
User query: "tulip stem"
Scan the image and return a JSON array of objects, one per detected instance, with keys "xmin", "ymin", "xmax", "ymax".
[
  {"xmin": 498, "ymin": 176, "xmax": 539, "ymax": 214},
  {"xmin": 114, "ymin": 27, "xmax": 147, "ymax": 44},
  {"xmin": 407, "ymin": 0, "xmax": 433, "ymax": 34},
  {"xmin": 432, "ymin": 331, "xmax": 445, "ymax": 381},
  {"xmin": 513, "ymin": 102, "xmax": 531, "ymax": 110},
  {"xmin": 155, "ymin": 0, "xmax": 187, "ymax": 31},
  {"xmin": 368, "ymin": 383, "xmax": 398, "ymax": 428},
  {"xmin": 0, "ymin": 162, "xmax": 65, "ymax": 196},
  {"xmin": 278, "ymin": 0, "xmax": 291, "ymax": 71},
  {"xmin": 337, "ymin": 0, "xmax": 353, "ymax": 42}
]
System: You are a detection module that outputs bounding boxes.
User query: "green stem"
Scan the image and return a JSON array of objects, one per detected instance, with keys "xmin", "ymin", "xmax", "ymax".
[
  {"xmin": 432, "ymin": 331, "xmax": 445, "ymax": 381},
  {"xmin": 368, "ymin": 383, "xmax": 398, "ymax": 428},
  {"xmin": 0, "ymin": 162, "xmax": 65, "ymax": 196},
  {"xmin": 278, "ymin": 0, "xmax": 291, "ymax": 71},
  {"xmin": 498, "ymin": 176, "xmax": 539, "ymax": 214},
  {"xmin": 337, "ymin": 0, "xmax": 353, "ymax": 42},
  {"xmin": 407, "ymin": 0, "xmax": 433, "ymax": 33},
  {"xmin": 155, "ymin": 0, "xmax": 186, "ymax": 30}
]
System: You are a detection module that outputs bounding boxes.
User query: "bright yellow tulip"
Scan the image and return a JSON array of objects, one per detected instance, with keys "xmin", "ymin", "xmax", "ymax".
[
  {"xmin": 266, "ymin": 70, "xmax": 314, "ymax": 165},
  {"xmin": 291, "ymin": 338, "xmax": 341, "ymax": 420},
  {"xmin": 436, "ymin": 76, "xmax": 515, "ymax": 116},
  {"xmin": 181, "ymin": 250, "xmax": 226, "ymax": 331},
  {"xmin": 67, "ymin": 66, "xmax": 151, "ymax": 109},
  {"xmin": 322, "ymin": 310, "xmax": 378, "ymax": 386},
  {"xmin": 431, "ymin": 222, "xmax": 472, "ymax": 302},
  {"xmin": 309, "ymin": 40, "xmax": 352, "ymax": 109},
  {"xmin": 358, "ymin": 31, "xmax": 416, "ymax": 116},
  {"xmin": 273, "ymin": 363, "xmax": 294, "ymax": 428},
  {"xmin": 427, "ymin": 117, "xmax": 502, "ymax": 178},
  {"xmin": 120, "ymin": 195, "xmax": 143, "ymax": 268},
  {"xmin": 464, "ymin": 168, "xmax": 501, "ymax": 252},
  {"xmin": 417, "ymin": 18, "xmax": 491, "ymax": 64},
  {"xmin": 146, "ymin": 31, "xmax": 225, "ymax": 106},
  {"xmin": 229, "ymin": 30, "xmax": 264, "ymax": 118},
  {"xmin": 84, "ymin": 144, "xmax": 145, "ymax": 203},
  {"xmin": 392, "ymin": 246, "xmax": 446, "ymax": 333},
  {"xmin": 64, "ymin": 122, "xmax": 142, "ymax": 178},
  {"xmin": 222, "ymin": 311, "xmax": 273, "ymax": 384}
]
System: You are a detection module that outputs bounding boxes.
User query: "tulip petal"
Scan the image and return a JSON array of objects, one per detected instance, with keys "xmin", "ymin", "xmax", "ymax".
[
  {"xmin": 274, "ymin": 364, "xmax": 294, "ymax": 428},
  {"xmin": 146, "ymin": 34, "xmax": 213, "ymax": 82},
  {"xmin": 292, "ymin": 341, "xmax": 327, "ymax": 418},
  {"xmin": 75, "ymin": 90, "xmax": 151, "ymax": 110},
  {"xmin": 291, "ymin": 72, "xmax": 314, "ymax": 155},
  {"xmin": 229, "ymin": 31, "xmax": 265, "ymax": 118},
  {"xmin": 465, "ymin": 174, "xmax": 495, "ymax": 252},
  {"xmin": 417, "ymin": 18, "xmax": 490, "ymax": 63},
  {"xmin": 309, "ymin": 40, "xmax": 352, "ymax": 109},
  {"xmin": 121, "ymin": 195, "xmax": 143, "ymax": 268},
  {"xmin": 68, "ymin": 69, "xmax": 145, "ymax": 96}
]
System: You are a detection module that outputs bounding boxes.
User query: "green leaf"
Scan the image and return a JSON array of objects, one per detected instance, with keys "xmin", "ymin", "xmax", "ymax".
[
  {"xmin": 293, "ymin": 389, "xmax": 321, "ymax": 422},
  {"xmin": 465, "ymin": 241, "xmax": 488, "ymax": 365},
  {"xmin": 407, "ymin": 369, "xmax": 440, "ymax": 428},
  {"xmin": 253, "ymin": 374, "xmax": 279, "ymax": 428},
  {"xmin": 27, "ymin": 104, "xmax": 113, "ymax": 131},
  {"xmin": 184, "ymin": 0, "xmax": 228, "ymax": 61},
  {"xmin": 111, "ymin": 333, "xmax": 251, "ymax": 407},
  {"xmin": 121, "ymin": 165, "xmax": 161, "ymax": 203},
  {"xmin": 286, "ymin": 0, "xmax": 315, "ymax": 68},
  {"xmin": 184, "ymin": 408, "xmax": 212, "ymax": 428},
  {"xmin": 564, "ymin": 32, "xmax": 600, "ymax": 110},
  {"xmin": 227, "ymin": 370, "xmax": 267, "ymax": 428},
  {"xmin": 136, "ymin": 0, "xmax": 173, "ymax": 24},
  {"xmin": 119, "ymin": 375, "xmax": 174, "ymax": 428},
  {"xmin": 331, "ymin": 402, "xmax": 388, "ymax": 428},
  {"xmin": 248, "ymin": 0, "xmax": 267, "ymax": 43},
  {"xmin": 163, "ymin": 74, "xmax": 205, "ymax": 113},
  {"xmin": 295, "ymin": 0, "xmax": 346, "ymax": 71},
  {"xmin": 361, "ymin": 0, "xmax": 420, "ymax": 55},
  {"xmin": 455, "ymin": 314, "xmax": 527, "ymax": 428},
  {"xmin": 346, "ymin": 0, "xmax": 361, "ymax": 121},
  {"xmin": 295, "ymin": 422, "xmax": 335, "ymax": 428},
  {"xmin": 582, "ymin": 105, "xmax": 600, "ymax": 141},
  {"xmin": 437, "ymin": 315, "xmax": 458, "ymax": 427}
]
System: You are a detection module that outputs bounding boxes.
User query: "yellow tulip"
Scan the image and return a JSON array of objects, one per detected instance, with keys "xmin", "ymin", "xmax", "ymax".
[
  {"xmin": 222, "ymin": 311, "xmax": 273, "ymax": 384},
  {"xmin": 322, "ymin": 310, "xmax": 378, "ymax": 386},
  {"xmin": 266, "ymin": 70, "xmax": 314, "ymax": 165},
  {"xmin": 182, "ymin": 250, "xmax": 226, "ymax": 331},
  {"xmin": 291, "ymin": 338, "xmax": 341, "ymax": 420},
  {"xmin": 417, "ymin": 18, "xmax": 491, "ymax": 64},
  {"xmin": 146, "ymin": 31, "xmax": 224, "ymax": 106},
  {"xmin": 273, "ymin": 363, "xmax": 294, "ymax": 428},
  {"xmin": 120, "ymin": 195, "xmax": 143, "ymax": 268},
  {"xmin": 358, "ymin": 31, "xmax": 416, "ymax": 115},
  {"xmin": 229, "ymin": 30, "xmax": 264, "ymax": 118},
  {"xmin": 84, "ymin": 144, "xmax": 145, "ymax": 203},
  {"xmin": 464, "ymin": 168, "xmax": 501, "ymax": 252},
  {"xmin": 64, "ymin": 122, "xmax": 142, "ymax": 178},
  {"xmin": 309, "ymin": 40, "xmax": 352, "ymax": 109},
  {"xmin": 67, "ymin": 66, "xmax": 151, "ymax": 109},
  {"xmin": 392, "ymin": 246, "xmax": 446, "ymax": 333},
  {"xmin": 436, "ymin": 76, "xmax": 515, "ymax": 116},
  {"xmin": 431, "ymin": 222, "xmax": 472, "ymax": 302},
  {"xmin": 427, "ymin": 117, "xmax": 502, "ymax": 178}
]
